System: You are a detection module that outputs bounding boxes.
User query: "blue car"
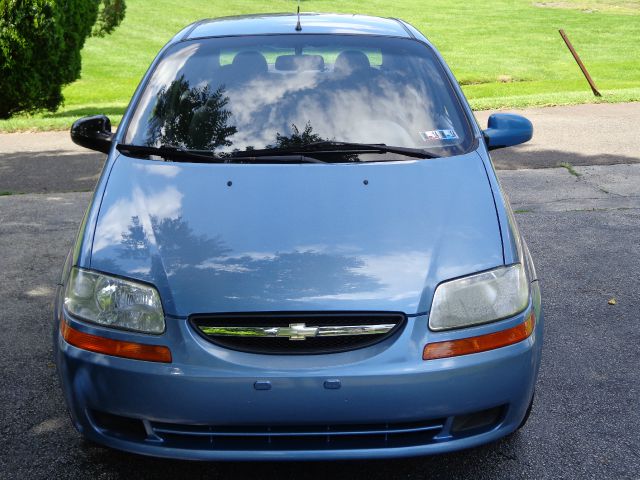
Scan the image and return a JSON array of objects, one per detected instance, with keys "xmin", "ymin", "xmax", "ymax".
[{"xmin": 55, "ymin": 13, "xmax": 542, "ymax": 460}]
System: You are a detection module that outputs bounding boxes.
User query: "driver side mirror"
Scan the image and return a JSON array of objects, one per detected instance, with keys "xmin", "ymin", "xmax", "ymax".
[
  {"xmin": 70, "ymin": 115, "xmax": 113, "ymax": 154},
  {"xmin": 483, "ymin": 113, "xmax": 533, "ymax": 151}
]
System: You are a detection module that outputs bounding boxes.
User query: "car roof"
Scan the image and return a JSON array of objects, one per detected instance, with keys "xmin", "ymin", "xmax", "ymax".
[{"xmin": 185, "ymin": 13, "xmax": 413, "ymax": 40}]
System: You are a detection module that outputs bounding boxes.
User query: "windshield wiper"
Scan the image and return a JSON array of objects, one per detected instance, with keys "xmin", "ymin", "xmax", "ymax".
[
  {"xmin": 117, "ymin": 144, "xmax": 326, "ymax": 164},
  {"xmin": 233, "ymin": 141, "xmax": 439, "ymax": 160},
  {"xmin": 117, "ymin": 144, "xmax": 222, "ymax": 163}
]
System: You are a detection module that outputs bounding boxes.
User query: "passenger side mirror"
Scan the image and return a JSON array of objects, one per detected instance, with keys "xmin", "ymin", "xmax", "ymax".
[
  {"xmin": 483, "ymin": 113, "xmax": 532, "ymax": 151},
  {"xmin": 70, "ymin": 115, "xmax": 113, "ymax": 154}
]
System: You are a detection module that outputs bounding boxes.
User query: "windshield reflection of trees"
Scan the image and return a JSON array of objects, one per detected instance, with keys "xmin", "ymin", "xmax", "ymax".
[
  {"xmin": 264, "ymin": 122, "xmax": 359, "ymax": 162},
  {"xmin": 145, "ymin": 76, "xmax": 361, "ymax": 161},
  {"xmin": 145, "ymin": 75, "xmax": 237, "ymax": 150},
  {"xmin": 118, "ymin": 215, "xmax": 382, "ymax": 309},
  {"xmin": 267, "ymin": 122, "xmax": 322, "ymax": 149}
]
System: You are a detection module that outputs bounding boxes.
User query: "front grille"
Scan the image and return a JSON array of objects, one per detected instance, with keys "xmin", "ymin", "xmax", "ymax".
[
  {"xmin": 149, "ymin": 418, "xmax": 446, "ymax": 451},
  {"xmin": 190, "ymin": 312, "xmax": 406, "ymax": 354}
]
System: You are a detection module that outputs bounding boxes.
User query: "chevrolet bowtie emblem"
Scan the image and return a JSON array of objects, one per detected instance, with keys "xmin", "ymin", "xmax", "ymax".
[{"xmin": 271, "ymin": 323, "xmax": 319, "ymax": 341}]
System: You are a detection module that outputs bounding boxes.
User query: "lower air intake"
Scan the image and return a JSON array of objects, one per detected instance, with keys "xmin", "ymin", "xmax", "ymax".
[{"xmin": 150, "ymin": 418, "xmax": 446, "ymax": 450}]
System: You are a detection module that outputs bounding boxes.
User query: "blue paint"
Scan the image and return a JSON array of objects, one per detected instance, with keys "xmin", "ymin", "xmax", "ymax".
[
  {"xmin": 484, "ymin": 114, "xmax": 534, "ymax": 151},
  {"xmin": 55, "ymin": 13, "xmax": 540, "ymax": 460}
]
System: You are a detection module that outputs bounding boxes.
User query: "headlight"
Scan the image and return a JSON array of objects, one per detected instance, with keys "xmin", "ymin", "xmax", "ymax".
[
  {"xmin": 64, "ymin": 268, "xmax": 165, "ymax": 334},
  {"xmin": 429, "ymin": 264, "xmax": 529, "ymax": 331}
]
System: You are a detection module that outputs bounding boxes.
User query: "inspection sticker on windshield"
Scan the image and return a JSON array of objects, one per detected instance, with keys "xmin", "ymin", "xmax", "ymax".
[{"xmin": 419, "ymin": 129, "xmax": 458, "ymax": 142}]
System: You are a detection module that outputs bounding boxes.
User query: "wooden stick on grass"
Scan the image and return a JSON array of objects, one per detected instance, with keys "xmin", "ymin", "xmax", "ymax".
[{"xmin": 559, "ymin": 29, "xmax": 602, "ymax": 97}]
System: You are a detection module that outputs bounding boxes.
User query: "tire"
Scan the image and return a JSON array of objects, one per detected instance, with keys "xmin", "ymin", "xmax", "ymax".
[{"xmin": 517, "ymin": 391, "xmax": 535, "ymax": 430}]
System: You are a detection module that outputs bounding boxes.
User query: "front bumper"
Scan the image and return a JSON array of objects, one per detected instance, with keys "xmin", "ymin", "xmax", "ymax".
[{"xmin": 54, "ymin": 288, "xmax": 543, "ymax": 461}]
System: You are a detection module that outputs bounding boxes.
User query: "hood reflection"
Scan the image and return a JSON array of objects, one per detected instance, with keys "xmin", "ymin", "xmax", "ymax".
[
  {"xmin": 93, "ymin": 186, "xmax": 183, "ymax": 252},
  {"xmin": 110, "ymin": 213, "xmax": 386, "ymax": 312},
  {"xmin": 90, "ymin": 154, "xmax": 503, "ymax": 315}
]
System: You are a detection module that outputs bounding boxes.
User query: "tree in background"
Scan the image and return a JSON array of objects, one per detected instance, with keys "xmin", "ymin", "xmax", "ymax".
[
  {"xmin": 0, "ymin": 0, "xmax": 126, "ymax": 119},
  {"xmin": 92, "ymin": 0, "xmax": 126, "ymax": 37}
]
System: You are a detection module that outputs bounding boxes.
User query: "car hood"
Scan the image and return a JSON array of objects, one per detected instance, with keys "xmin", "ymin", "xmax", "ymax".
[{"xmin": 89, "ymin": 153, "xmax": 503, "ymax": 316}]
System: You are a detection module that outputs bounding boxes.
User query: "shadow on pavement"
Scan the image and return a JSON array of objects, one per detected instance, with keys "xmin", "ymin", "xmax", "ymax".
[
  {"xmin": 2, "ymin": 146, "xmax": 639, "ymax": 195},
  {"xmin": 490, "ymin": 148, "xmax": 640, "ymax": 170},
  {"xmin": 0, "ymin": 150, "xmax": 105, "ymax": 193}
]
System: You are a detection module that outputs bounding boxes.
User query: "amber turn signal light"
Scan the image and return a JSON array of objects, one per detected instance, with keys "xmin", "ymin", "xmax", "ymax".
[
  {"xmin": 60, "ymin": 319, "xmax": 172, "ymax": 363},
  {"xmin": 423, "ymin": 312, "xmax": 535, "ymax": 360}
]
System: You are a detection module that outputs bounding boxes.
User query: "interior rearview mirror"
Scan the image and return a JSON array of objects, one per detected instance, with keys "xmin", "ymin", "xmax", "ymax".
[
  {"xmin": 483, "ymin": 113, "xmax": 533, "ymax": 151},
  {"xmin": 70, "ymin": 115, "xmax": 113, "ymax": 154}
]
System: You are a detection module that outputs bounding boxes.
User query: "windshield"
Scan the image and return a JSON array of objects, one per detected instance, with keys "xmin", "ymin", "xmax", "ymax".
[{"xmin": 124, "ymin": 35, "xmax": 474, "ymax": 160}]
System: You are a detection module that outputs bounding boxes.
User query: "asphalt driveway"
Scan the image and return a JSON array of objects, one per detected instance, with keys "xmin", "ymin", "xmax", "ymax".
[{"xmin": 1, "ymin": 103, "xmax": 639, "ymax": 479}]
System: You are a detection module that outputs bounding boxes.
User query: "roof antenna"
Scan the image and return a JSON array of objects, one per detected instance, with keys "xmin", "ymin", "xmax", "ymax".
[{"xmin": 295, "ymin": 0, "xmax": 302, "ymax": 31}]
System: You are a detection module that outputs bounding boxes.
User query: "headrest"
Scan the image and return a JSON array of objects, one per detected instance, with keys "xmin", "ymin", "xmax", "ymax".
[
  {"xmin": 334, "ymin": 50, "xmax": 371, "ymax": 75},
  {"xmin": 231, "ymin": 51, "xmax": 268, "ymax": 77},
  {"xmin": 275, "ymin": 54, "xmax": 325, "ymax": 72}
]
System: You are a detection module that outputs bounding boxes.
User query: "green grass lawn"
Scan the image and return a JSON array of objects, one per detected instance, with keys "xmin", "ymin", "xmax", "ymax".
[{"xmin": 2, "ymin": 0, "xmax": 639, "ymax": 132}]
